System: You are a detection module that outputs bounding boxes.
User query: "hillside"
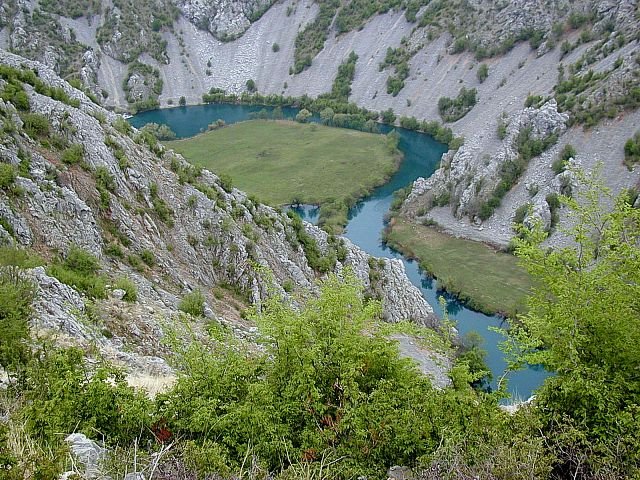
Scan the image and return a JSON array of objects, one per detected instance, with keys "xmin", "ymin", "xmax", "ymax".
[
  {"xmin": 1, "ymin": 0, "xmax": 638, "ymax": 243},
  {"xmin": 1, "ymin": 13, "xmax": 640, "ymax": 479},
  {"xmin": 0, "ymin": 47, "xmax": 441, "ymax": 378}
]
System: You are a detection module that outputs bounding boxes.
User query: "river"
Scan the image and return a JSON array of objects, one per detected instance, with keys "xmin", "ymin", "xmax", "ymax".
[{"xmin": 131, "ymin": 103, "xmax": 548, "ymax": 400}]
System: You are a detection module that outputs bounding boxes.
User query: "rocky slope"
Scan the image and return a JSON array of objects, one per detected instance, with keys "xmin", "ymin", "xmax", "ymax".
[
  {"xmin": 1, "ymin": 0, "xmax": 638, "ymax": 243},
  {"xmin": 0, "ymin": 49, "xmax": 443, "ymax": 390}
]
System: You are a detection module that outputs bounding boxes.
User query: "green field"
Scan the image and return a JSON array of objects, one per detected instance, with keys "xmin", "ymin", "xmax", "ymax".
[
  {"xmin": 385, "ymin": 218, "xmax": 533, "ymax": 317},
  {"xmin": 165, "ymin": 120, "xmax": 401, "ymax": 232}
]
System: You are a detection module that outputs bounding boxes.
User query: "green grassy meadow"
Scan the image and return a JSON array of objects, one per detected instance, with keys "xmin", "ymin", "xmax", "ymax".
[
  {"xmin": 165, "ymin": 120, "xmax": 401, "ymax": 232},
  {"xmin": 385, "ymin": 217, "xmax": 533, "ymax": 317}
]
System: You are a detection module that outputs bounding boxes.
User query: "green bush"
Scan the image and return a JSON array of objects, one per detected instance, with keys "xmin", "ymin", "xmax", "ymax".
[
  {"xmin": 438, "ymin": 87, "xmax": 478, "ymax": 122},
  {"xmin": 22, "ymin": 113, "xmax": 50, "ymax": 138},
  {"xmin": 140, "ymin": 249, "xmax": 155, "ymax": 267},
  {"xmin": 61, "ymin": 144, "xmax": 84, "ymax": 165},
  {"xmin": 114, "ymin": 277, "xmax": 137, "ymax": 302},
  {"xmin": 624, "ymin": 132, "xmax": 640, "ymax": 170},
  {"xmin": 23, "ymin": 348, "xmax": 153, "ymax": 446},
  {"xmin": 47, "ymin": 246, "xmax": 107, "ymax": 298},
  {"xmin": 162, "ymin": 272, "xmax": 548, "ymax": 477},
  {"xmin": 477, "ymin": 63, "xmax": 489, "ymax": 83},
  {"xmin": 0, "ymin": 164, "xmax": 16, "ymax": 190},
  {"xmin": 552, "ymin": 144, "xmax": 577, "ymax": 174},
  {"xmin": 178, "ymin": 289, "xmax": 205, "ymax": 317},
  {"xmin": 0, "ymin": 265, "xmax": 35, "ymax": 373}
]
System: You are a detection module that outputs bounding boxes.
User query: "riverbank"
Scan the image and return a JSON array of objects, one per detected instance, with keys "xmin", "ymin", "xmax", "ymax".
[
  {"xmin": 384, "ymin": 217, "xmax": 533, "ymax": 317},
  {"xmin": 165, "ymin": 119, "xmax": 402, "ymax": 232}
]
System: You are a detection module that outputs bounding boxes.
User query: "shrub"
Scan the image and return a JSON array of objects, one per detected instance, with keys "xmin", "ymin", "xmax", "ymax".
[
  {"xmin": 245, "ymin": 79, "xmax": 256, "ymax": 93},
  {"xmin": 47, "ymin": 246, "xmax": 107, "ymax": 299},
  {"xmin": 477, "ymin": 63, "xmax": 489, "ymax": 83},
  {"xmin": 61, "ymin": 144, "xmax": 84, "ymax": 165},
  {"xmin": 0, "ymin": 264, "xmax": 35, "ymax": 373},
  {"xmin": 0, "ymin": 164, "xmax": 16, "ymax": 190},
  {"xmin": 140, "ymin": 249, "xmax": 155, "ymax": 267},
  {"xmin": 272, "ymin": 43, "xmax": 280, "ymax": 52},
  {"xmin": 114, "ymin": 277, "xmax": 137, "ymax": 302},
  {"xmin": 552, "ymin": 144, "xmax": 577, "ymax": 174},
  {"xmin": 624, "ymin": 132, "xmax": 640, "ymax": 170},
  {"xmin": 22, "ymin": 113, "xmax": 50, "ymax": 138},
  {"xmin": 438, "ymin": 87, "xmax": 478, "ymax": 122},
  {"xmin": 178, "ymin": 289, "xmax": 205, "ymax": 317}
]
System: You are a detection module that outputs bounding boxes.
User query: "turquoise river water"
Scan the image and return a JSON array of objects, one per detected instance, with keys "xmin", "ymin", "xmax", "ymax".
[{"xmin": 131, "ymin": 104, "xmax": 548, "ymax": 400}]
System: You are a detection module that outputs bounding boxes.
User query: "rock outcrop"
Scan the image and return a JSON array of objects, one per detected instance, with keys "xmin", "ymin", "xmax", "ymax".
[
  {"xmin": 404, "ymin": 100, "xmax": 569, "ymax": 225},
  {"xmin": 176, "ymin": 0, "xmax": 274, "ymax": 39}
]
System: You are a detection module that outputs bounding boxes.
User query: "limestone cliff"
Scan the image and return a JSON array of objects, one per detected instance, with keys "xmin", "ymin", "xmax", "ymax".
[{"xmin": 0, "ymin": 49, "xmax": 437, "ymax": 384}]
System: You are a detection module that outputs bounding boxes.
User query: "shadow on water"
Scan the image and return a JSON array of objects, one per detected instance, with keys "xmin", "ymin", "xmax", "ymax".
[{"xmin": 131, "ymin": 103, "xmax": 549, "ymax": 400}]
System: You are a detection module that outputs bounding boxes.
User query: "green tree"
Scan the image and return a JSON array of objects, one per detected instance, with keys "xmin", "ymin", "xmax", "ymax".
[
  {"xmin": 320, "ymin": 107, "xmax": 335, "ymax": 125},
  {"xmin": 295, "ymin": 108, "xmax": 312, "ymax": 123},
  {"xmin": 246, "ymin": 79, "xmax": 257, "ymax": 93},
  {"xmin": 179, "ymin": 95, "xmax": 186, "ymax": 106},
  {"xmin": 507, "ymin": 171, "xmax": 640, "ymax": 476}
]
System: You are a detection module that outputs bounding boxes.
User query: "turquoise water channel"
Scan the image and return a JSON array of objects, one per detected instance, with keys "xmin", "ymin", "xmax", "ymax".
[{"xmin": 131, "ymin": 104, "xmax": 548, "ymax": 400}]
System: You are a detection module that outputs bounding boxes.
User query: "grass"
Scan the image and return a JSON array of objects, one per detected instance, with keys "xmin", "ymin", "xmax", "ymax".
[
  {"xmin": 385, "ymin": 218, "xmax": 533, "ymax": 317},
  {"xmin": 165, "ymin": 120, "xmax": 401, "ymax": 232}
]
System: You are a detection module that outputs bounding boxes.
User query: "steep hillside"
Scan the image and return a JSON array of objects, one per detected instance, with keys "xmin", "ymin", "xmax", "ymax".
[
  {"xmin": 0, "ymin": 49, "xmax": 441, "ymax": 388},
  {"xmin": 1, "ymin": 0, "xmax": 639, "ymax": 241}
]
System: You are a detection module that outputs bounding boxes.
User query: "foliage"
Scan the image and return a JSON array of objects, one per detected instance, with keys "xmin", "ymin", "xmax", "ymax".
[
  {"xmin": 21, "ymin": 113, "xmax": 50, "ymax": 138},
  {"xmin": 292, "ymin": 0, "xmax": 340, "ymax": 74},
  {"xmin": 246, "ymin": 79, "xmax": 257, "ymax": 93},
  {"xmin": 295, "ymin": 108, "xmax": 312, "ymax": 123},
  {"xmin": 149, "ymin": 182, "xmax": 174, "ymax": 226},
  {"xmin": 96, "ymin": 0, "xmax": 177, "ymax": 63},
  {"xmin": 178, "ymin": 289, "xmax": 205, "ymax": 317},
  {"xmin": 507, "ymin": 175, "xmax": 640, "ymax": 476},
  {"xmin": 140, "ymin": 122, "xmax": 177, "ymax": 141},
  {"xmin": 477, "ymin": 128, "xmax": 558, "ymax": 220},
  {"xmin": 329, "ymin": 52, "xmax": 358, "ymax": 102},
  {"xmin": 0, "ymin": 264, "xmax": 35, "ymax": 375},
  {"xmin": 161, "ymin": 272, "xmax": 550, "ymax": 477},
  {"xmin": 624, "ymin": 131, "xmax": 640, "ymax": 170},
  {"xmin": 23, "ymin": 348, "xmax": 153, "ymax": 446},
  {"xmin": 438, "ymin": 88, "xmax": 478, "ymax": 122},
  {"xmin": 60, "ymin": 144, "xmax": 84, "ymax": 165},
  {"xmin": 476, "ymin": 63, "xmax": 489, "ymax": 83},
  {"xmin": 47, "ymin": 245, "xmax": 107, "ymax": 298},
  {"xmin": 114, "ymin": 277, "xmax": 137, "ymax": 302},
  {"xmin": 552, "ymin": 144, "xmax": 576, "ymax": 174}
]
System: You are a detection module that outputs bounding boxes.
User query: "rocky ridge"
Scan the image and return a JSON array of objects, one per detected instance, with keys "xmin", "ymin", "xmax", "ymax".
[{"xmin": 0, "ymin": 49, "xmax": 443, "ymax": 388}]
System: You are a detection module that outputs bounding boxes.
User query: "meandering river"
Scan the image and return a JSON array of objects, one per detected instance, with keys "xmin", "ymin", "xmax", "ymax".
[{"xmin": 131, "ymin": 104, "xmax": 548, "ymax": 400}]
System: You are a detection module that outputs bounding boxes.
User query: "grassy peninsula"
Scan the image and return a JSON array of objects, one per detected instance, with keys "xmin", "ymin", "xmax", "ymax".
[
  {"xmin": 385, "ymin": 217, "xmax": 533, "ymax": 317},
  {"xmin": 165, "ymin": 120, "xmax": 401, "ymax": 232}
]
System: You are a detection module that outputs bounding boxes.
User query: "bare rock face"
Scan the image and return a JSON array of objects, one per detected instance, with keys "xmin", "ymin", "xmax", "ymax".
[
  {"xmin": 176, "ymin": 0, "xmax": 274, "ymax": 39},
  {"xmin": 404, "ymin": 100, "xmax": 569, "ymax": 225}
]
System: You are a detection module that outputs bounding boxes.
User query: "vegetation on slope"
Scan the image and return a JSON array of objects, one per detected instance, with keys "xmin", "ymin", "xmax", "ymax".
[
  {"xmin": 384, "ymin": 217, "xmax": 532, "ymax": 317},
  {"xmin": 165, "ymin": 120, "xmax": 401, "ymax": 233},
  {"xmin": 3, "ymin": 179, "xmax": 640, "ymax": 477}
]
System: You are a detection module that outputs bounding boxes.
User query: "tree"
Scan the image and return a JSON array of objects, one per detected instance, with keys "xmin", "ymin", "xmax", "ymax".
[
  {"xmin": 320, "ymin": 107, "xmax": 334, "ymax": 125},
  {"xmin": 179, "ymin": 95, "xmax": 186, "ymax": 106},
  {"xmin": 507, "ymin": 170, "xmax": 640, "ymax": 476},
  {"xmin": 381, "ymin": 108, "xmax": 396, "ymax": 124},
  {"xmin": 295, "ymin": 108, "xmax": 311, "ymax": 123},
  {"xmin": 246, "ymin": 79, "xmax": 257, "ymax": 93}
]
